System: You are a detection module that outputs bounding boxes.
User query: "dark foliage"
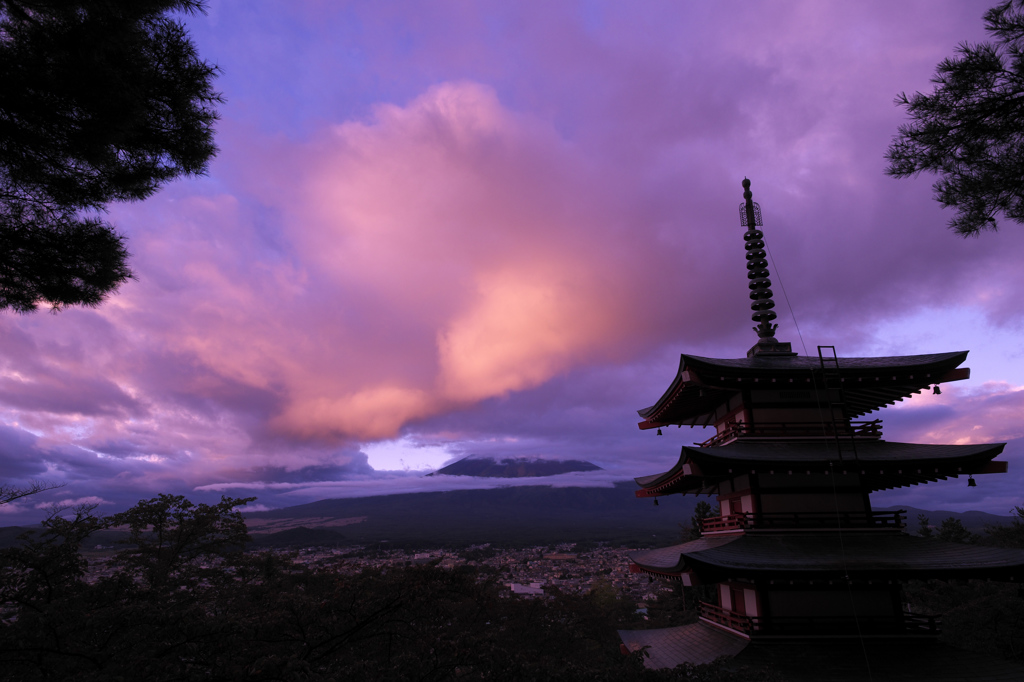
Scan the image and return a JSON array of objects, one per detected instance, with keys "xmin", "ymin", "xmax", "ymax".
[
  {"xmin": 0, "ymin": 505, "xmax": 102, "ymax": 610},
  {"xmin": 0, "ymin": 495, "xmax": 782, "ymax": 681},
  {"xmin": 935, "ymin": 516, "xmax": 977, "ymax": 544},
  {"xmin": 885, "ymin": 0, "xmax": 1024, "ymax": 235},
  {"xmin": 679, "ymin": 500, "xmax": 718, "ymax": 542},
  {"xmin": 690, "ymin": 501, "xmax": 715, "ymax": 539},
  {"xmin": 0, "ymin": 0, "xmax": 221, "ymax": 311},
  {"xmin": 916, "ymin": 513, "xmax": 933, "ymax": 538},
  {"xmin": 106, "ymin": 494, "xmax": 253, "ymax": 589},
  {"xmin": 982, "ymin": 505, "xmax": 1024, "ymax": 549},
  {"xmin": 904, "ymin": 579, "xmax": 1024, "ymax": 662},
  {"xmin": 643, "ymin": 577, "xmax": 715, "ymax": 630},
  {"xmin": 902, "ymin": 506, "xmax": 1024, "ymax": 664}
]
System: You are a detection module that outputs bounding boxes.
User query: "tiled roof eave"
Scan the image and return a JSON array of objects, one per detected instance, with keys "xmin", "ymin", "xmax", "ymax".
[
  {"xmin": 632, "ymin": 441, "xmax": 1007, "ymax": 497},
  {"xmin": 638, "ymin": 351, "xmax": 970, "ymax": 425},
  {"xmin": 628, "ymin": 533, "xmax": 1024, "ymax": 583},
  {"xmin": 673, "ymin": 533, "xmax": 1024, "ymax": 580},
  {"xmin": 681, "ymin": 351, "xmax": 968, "ymax": 374},
  {"xmin": 630, "ymin": 564, "xmax": 685, "ymax": 579},
  {"xmin": 682, "ymin": 440, "xmax": 1006, "ymax": 466}
]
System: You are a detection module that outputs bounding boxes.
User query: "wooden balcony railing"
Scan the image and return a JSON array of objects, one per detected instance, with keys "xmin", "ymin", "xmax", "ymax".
[
  {"xmin": 699, "ymin": 510, "xmax": 906, "ymax": 533},
  {"xmin": 699, "ymin": 601, "xmax": 752, "ymax": 635},
  {"xmin": 699, "ymin": 602, "xmax": 940, "ymax": 638},
  {"xmin": 748, "ymin": 612, "xmax": 940, "ymax": 637},
  {"xmin": 699, "ymin": 420, "xmax": 882, "ymax": 448}
]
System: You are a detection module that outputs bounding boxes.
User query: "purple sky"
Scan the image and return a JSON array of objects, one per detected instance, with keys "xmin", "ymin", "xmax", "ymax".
[{"xmin": 3, "ymin": 0, "xmax": 1024, "ymax": 524}]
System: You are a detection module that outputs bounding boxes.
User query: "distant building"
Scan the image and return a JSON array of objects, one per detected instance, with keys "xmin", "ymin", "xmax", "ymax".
[
  {"xmin": 509, "ymin": 582, "xmax": 545, "ymax": 596},
  {"xmin": 618, "ymin": 179, "xmax": 1024, "ymax": 680}
]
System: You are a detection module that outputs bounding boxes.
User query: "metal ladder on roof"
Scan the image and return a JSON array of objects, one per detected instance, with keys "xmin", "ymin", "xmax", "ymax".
[
  {"xmin": 818, "ymin": 345, "xmax": 869, "ymax": 679},
  {"xmin": 818, "ymin": 346, "xmax": 858, "ymax": 462}
]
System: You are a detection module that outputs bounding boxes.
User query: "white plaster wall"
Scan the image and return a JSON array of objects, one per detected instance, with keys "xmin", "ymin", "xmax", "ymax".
[
  {"xmin": 744, "ymin": 588, "xmax": 758, "ymax": 617},
  {"xmin": 719, "ymin": 583, "xmax": 732, "ymax": 610}
]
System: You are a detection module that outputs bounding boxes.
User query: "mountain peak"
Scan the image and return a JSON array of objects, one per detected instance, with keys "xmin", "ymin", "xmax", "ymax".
[{"xmin": 428, "ymin": 456, "xmax": 602, "ymax": 478}]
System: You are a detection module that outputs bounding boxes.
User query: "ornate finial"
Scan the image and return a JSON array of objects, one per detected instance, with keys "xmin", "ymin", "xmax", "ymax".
[{"xmin": 739, "ymin": 179, "xmax": 794, "ymax": 357}]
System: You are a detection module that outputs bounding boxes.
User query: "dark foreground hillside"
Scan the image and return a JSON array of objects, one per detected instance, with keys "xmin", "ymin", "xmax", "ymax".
[
  {"xmin": 0, "ymin": 495, "xmax": 779, "ymax": 682},
  {"xmin": 4, "ymin": 495, "xmax": 1024, "ymax": 680}
]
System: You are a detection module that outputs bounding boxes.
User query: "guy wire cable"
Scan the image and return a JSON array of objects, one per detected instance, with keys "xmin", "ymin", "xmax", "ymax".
[{"xmin": 765, "ymin": 242, "xmax": 874, "ymax": 681}]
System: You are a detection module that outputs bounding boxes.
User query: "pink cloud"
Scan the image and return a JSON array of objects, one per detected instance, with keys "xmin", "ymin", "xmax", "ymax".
[
  {"xmin": 887, "ymin": 382, "xmax": 1024, "ymax": 445},
  {"xmin": 166, "ymin": 82, "xmax": 667, "ymax": 441}
]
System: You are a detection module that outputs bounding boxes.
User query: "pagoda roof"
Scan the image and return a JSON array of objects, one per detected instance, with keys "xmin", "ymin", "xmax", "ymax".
[
  {"xmin": 635, "ymin": 440, "xmax": 1006, "ymax": 495},
  {"xmin": 629, "ymin": 532, "xmax": 1024, "ymax": 581},
  {"xmin": 638, "ymin": 351, "xmax": 969, "ymax": 427},
  {"xmin": 627, "ymin": 535, "xmax": 739, "ymax": 569}
]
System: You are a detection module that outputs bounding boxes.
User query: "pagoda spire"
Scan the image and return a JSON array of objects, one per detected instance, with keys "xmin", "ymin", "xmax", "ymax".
[{"xmin": 740, "ymin": 178, "xmax": 795, "ymax": 357}]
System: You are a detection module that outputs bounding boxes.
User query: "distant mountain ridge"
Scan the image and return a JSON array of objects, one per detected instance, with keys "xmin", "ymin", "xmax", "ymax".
[
  {"xmin": 427, "ymin": 456, "xmax": 602, "ymax": 478},
  {"xmin": 241, "ymin": 482, "xmax": 685, "ymax": 547},
  {"xmin": 238, "ymin": 492, "xmax": 1020, "ymax": 548},
  {"xmin": 1, "ymin": 493, "xmax": 1017, "ymax": 550},
  {"xmin": 875, "ymin": 506, "xmax": 1016, "ymax": 535}
]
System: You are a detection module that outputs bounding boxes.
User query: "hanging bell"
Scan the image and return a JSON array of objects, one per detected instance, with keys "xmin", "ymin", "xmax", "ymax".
[
  {"xmin": 654, "ymin": 498, "xmax": 660, "ymax": 506},
  {"xmin": 967, "ymin": 475, "xmax": 976, "ymax": 488},
  {"xmin": 933, "ymin": 385, "xmax": 942, "ymax": 395},
  {"xmin": 657, "ymin": 428, "xmax": 663, "ymax": 436}
]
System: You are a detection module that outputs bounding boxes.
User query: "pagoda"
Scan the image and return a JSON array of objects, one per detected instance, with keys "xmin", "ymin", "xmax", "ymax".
[{"xmin": 618, "ymin": 179, "xmax": 1024, "ymax": 679}]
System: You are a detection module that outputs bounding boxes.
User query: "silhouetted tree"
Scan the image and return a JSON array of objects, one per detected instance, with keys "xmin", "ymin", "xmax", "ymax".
[
  {"xmin": 917, "ymin": 513, "xmax": 933, "ymax": 538},
  {"xmin": 678, "ymin": 500, "xmax": 720, "ymax": 542},
  {"xmin": 886, "ymin": 0, "xmax": 1024, "ymax": 235},
  {"xmin": 936, "ymin": 516, "xmax": 976, "ymax": 544},
  {"xmin": 0, "ymin": 0, "xmax": 221, "ymax": 311},
  {"xmin": 0, "ymin": 481, "xmax": 63, "ymax": 506},
  {"xmin": 108, "ymin": 493, "xmax": 253, "ymax": 589},
  {"xmin": 983, "ymin": 505, "xmax": 1024, "ymax": 548},
  {"xmin": 0, "ymin": 504, "xmax": 101, "ymax": 609}
]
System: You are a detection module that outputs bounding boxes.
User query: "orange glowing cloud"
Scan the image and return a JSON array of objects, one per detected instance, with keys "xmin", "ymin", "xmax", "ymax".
[
  {"xmin": 220, "ymin": 82, "xmax": 645, "ymax": 440},
  {"xmin": 437, "ymin": 264, "xmax": 617, "ymax": 402}
]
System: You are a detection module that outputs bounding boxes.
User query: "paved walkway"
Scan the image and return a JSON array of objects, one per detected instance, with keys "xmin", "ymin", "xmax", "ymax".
[{"xmin": 618, "ymin": 622, "xmax": 748, "ymax": 669}]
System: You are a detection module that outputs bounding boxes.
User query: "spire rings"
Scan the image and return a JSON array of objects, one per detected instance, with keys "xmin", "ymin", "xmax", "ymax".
[{"xmin": 741, "ymin": 178, "xmax": 779, "ymax": 340}]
